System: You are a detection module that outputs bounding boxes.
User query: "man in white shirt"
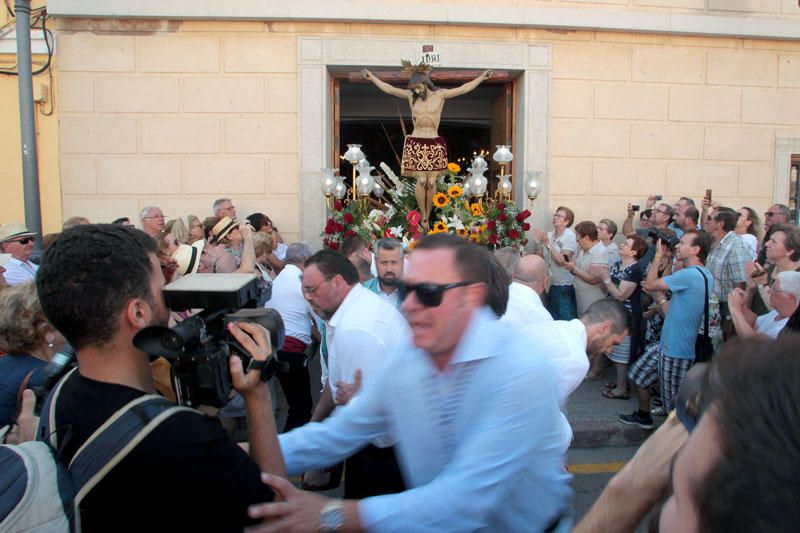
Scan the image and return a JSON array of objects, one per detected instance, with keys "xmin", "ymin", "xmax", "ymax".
[
  {"xmin": 729, "ymin": 271, "xmax": 800, "ymax": 339},
  {"xmin": 301, "ymin": 249, "xmax": 409, "ymax": 498},
  {"xmin": 0, "ymin": 223, "xmax": 38, "ymax": 285},
  {"xmin": 265, "ymin": 242, "xmax": 315, "ymax": 432},
  {"xmin": 526, "ymin": 299, "xmax": 630, "ymax": 449},
  {"xmin": 139, "ymin": 205, "xmax": 165, "ymax": 237},
  {"xmin": 497, "ymin": 250, "xmax": 553, "ymax": 327}
]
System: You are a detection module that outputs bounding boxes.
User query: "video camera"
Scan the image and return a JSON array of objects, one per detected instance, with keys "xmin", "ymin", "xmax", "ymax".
[
  {"xmin": 648, "ymin": 228, "xmax": 680, "ymax": 250},
  {"xmin": 132, "ymin": 273, "xmax": 286, "ymax": 408}
]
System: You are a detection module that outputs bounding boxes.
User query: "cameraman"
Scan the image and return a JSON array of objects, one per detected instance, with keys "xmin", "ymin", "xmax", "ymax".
[{"xmin": 35, "ymin": 224, "xmax": 285, "ymax": 532}]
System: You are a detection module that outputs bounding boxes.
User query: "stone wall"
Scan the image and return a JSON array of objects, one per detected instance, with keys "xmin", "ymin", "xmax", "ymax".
[{"xmin": 53, "ymin": 18, "xmax": 800, "ymax": 237}]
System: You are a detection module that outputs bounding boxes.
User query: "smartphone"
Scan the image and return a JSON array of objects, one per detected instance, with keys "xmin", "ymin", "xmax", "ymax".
[
  {"xmin": 632, "ymin": 205, "xmax": 640, "ymax": 212},
  {"xmin": 654, "ymin": 195, "xmax": 663, "ymax": 201},
  {"xmin": 563, "ymin": 254, "xmax": 571, "ymax": 263},
  {"xmin": 705, "ymin": 189, "xmax": 712, "ymax": 202},
  {"xmin": 750, "ymin": 264, "xmax": 766, "ymax": 278}
]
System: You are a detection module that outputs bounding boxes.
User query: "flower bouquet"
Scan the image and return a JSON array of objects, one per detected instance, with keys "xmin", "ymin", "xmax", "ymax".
[{"xmin": 484, "ymin": 202, "xmax": 531, "ymax": 251}]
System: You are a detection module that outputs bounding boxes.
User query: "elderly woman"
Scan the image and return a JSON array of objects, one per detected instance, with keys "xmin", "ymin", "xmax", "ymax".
[
  {"xmin": 746, "ymin": 224, "xmax": 800, "ymax": 315},
  {"xmin": 601, "ymin": 234, "xmax": 649, "ymax": 399},
  {"xmin": 252, "ymin": 231, "xmax": 276, "ymax": 282},
  {"xmin": 0, "ymin": 282, "xmax": 64, "ymax": 428}
]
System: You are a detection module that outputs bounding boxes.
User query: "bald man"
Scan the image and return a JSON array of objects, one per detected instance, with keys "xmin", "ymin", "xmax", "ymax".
[{"xmin": 500, "ymin": 254, "xmax": 553, "ymax": 327}]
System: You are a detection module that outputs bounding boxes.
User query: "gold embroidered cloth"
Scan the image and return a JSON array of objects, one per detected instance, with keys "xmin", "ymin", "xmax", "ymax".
[{"xmin": 401, "ymin": 136, "xmax": 448, "ymax": 174}]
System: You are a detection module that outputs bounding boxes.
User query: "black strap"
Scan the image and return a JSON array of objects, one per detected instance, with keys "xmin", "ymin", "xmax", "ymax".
[{"xmin": 693, "ymin": 267, "xmax": 710, "ymax": 338}]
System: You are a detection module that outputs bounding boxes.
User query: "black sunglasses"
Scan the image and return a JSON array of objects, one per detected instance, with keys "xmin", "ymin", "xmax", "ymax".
[
  {"xmin": 10, "ymin": 237, "xmax": 34, "ymax": 245},
  {"xmin": 392, "ymin": 280, "xmax": 477, "ymax": 308}
]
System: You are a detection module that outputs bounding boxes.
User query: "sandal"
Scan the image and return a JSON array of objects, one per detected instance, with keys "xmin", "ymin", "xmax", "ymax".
[
  {"xmin": 604, "ymin": 382, "xmax": 616, "ymax": 389},
  {"xmin": 583, "ymin": 373, "xmax": 602, "ymax": 382},
  {"xmin": 602, "ymin": 389, "xmax": 630, "ymax": 400}
]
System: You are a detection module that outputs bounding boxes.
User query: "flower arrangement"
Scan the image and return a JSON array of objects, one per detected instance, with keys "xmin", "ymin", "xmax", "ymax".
[
  {"xmin": 322, "ymin": 200, "xmax": 360, "ymax": 250},
  {"xmin": 484, "ymin": 201, "xmax": 531, "ymax": 251}
]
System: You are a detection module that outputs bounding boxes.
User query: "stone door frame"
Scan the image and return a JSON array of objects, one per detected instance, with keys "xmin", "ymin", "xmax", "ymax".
[
  {"xmin": 297, "ymin": 36, "xmax": 552, "ymax": 245},
  {"xmin": 774, "ymin": 137, "xmax": 800, "ymax": 208}
]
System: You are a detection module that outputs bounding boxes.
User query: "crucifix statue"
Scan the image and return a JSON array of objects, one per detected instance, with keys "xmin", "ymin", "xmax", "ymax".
[{"xmin": 361, "ymin": 62, "xmax": 493, "ymax": 228}]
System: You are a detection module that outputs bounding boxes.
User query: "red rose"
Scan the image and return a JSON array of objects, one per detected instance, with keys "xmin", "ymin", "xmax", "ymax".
[
  {"xmin": 334, "ymin": 200, "xmax": 343, "ymax": 211},
  {"xmin": 522, "ymin": 209, "xmax": 531, "ymax": 219},
  {"xmin": 498, "ymin": 213, "xmax": 508, "ymax": 222},
  {"xmin": 498, "ymin": 203, "xmax": 506, "ymax": 212},
  {"xmin": 324, "ymin": 219, "xmax": 336, "ymax": 234},
  {"xmin": 328, "ymin": 241, "xmax": 339, "ymax": 250},
  {"xmin": 508, "ymin": 229, "xmax": 520, "ymax": 239},
  {"xmin": 487, "ymin": 220, "xmax": 497, "ymax": 230},
  {"xmin": 336, "ymin": 222, "xmax": 345, "ymax": 233},
  {"xmin": 343, "ymin": 213, "xmax": 354, "ymax": 224},
  {"xmin": 523, "ymin": 238, "xmax": 529, "ymax": 245},
  {"xmin": 488, "ymin": 234, "xmax": 499, "ymax": 244},
  {"xmin": 522, "ymin": 222, "xmax": 531, "ymax": 231},
  {"xmin": 344, "ymin": 230, "xmax": 356, "ymax": 238},
  {"xmin": 515, "ymin": 212, "xmax": 526, "ymax": 222}
]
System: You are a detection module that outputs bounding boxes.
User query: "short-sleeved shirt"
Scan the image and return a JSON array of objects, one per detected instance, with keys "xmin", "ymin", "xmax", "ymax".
[
  {"xmin": 609, "ymin": 260, "xmax": 644, "ymax": 321},
  {"xmin": 547, "ymin": 228, "xmax": 577, "ymax": 286},
  {"xmin": 604, "ymin": 242, "xmax": 620, "ymax": 268},
  {"xmin": 574, "ymin": 241, "xmax": 608, "ymax": 316},
  {"xmin": 706, "ymin": 231, "xmax": 749, "ymax": 303},
  {"xmin": 756, "ymin": 309, "xmax": 789, "ymax": 338},
  {"xmin": 661, "ymin": 266, "xmax": 713, "ymax": 359}
]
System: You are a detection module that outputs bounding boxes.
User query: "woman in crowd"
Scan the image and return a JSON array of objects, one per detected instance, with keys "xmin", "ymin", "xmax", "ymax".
[
  {"xmin": 165, "ymin": 218, "xmax": 190, "ymax": 245},
  {"xmin": 537, "ymin": 206, "xmax": 578, "ymax": 321},
  {"xmin": 601, "ymin": 234, "xmax": 649, "ymax": 400},
  {"xmin": 187, "ymin": 214, "xmax": 205, "ymax": 244},
  {"xmin": 252, "ymin": 232, "xmax": 276, "ymax": 282},
  {"xmin": 247, "ymin": 212, "xmax": 287, "ymax": 260},
  {"xmin": 0, "ymin": 282, "xmax": 64, "ymax": 428},
  {"xmin": 747, "ymin": 224, "xmax": 800, "ymax": 315},
  {"xmin": 735, "ymin": 207, "xmax": 761, "ymax": 261}
]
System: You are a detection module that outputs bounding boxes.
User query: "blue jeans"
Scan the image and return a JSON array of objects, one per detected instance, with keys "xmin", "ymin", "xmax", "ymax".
[{"xmin": 546, "ymin": 285, "xmax": 577, "ymax": 321}]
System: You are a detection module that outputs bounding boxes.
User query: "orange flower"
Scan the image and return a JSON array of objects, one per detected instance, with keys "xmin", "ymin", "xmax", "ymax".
[
  {"xmin": 447, "ymin": 185, "xmax": 463, "ymax": 198},
  {"xmin": 471, "ymin": 203, "xmax": 483, "ymax": 216},
  {"xmin": 447, "ymin": 162, "xmax": 461, "ymax": 173},
  {"xmin": 433, "ymin": 193, "xmax": 450, "ymax": 208},
  {"xmin": 433, "ymin": 221, "xmax": 448, "ymax": 233},
  {"xmin": 456, "ymin": 228, "xmax": 468, "ymax": 238}
]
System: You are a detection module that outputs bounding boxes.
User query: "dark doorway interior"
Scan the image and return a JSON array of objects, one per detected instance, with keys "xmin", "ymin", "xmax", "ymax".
[{"xmin": 336, "ymin": 76, "xmax": 511, "ymax": 187}]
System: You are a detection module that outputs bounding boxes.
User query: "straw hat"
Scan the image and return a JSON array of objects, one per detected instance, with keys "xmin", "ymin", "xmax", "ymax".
[
  {"xmin": 210, "ymin": 216, "xmax": 237, "ymax": 244},
  {"xmin": 171, "ymin": 240, "xmax": 205, "ymax": 276},
  {"xmin": 0, "ymin": 223, "xmax": 36, "ymax": 244}
]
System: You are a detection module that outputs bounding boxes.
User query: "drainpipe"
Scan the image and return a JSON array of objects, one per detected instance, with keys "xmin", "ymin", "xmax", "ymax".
[{"xmin": 14, "ymin": 0, "xmax": 43, "ymax": 250}]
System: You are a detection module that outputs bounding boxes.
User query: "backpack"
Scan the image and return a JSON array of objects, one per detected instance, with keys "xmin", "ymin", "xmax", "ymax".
[{"xmin": 0, "ymin": 369, "xmax": 194, "ymax": 532}]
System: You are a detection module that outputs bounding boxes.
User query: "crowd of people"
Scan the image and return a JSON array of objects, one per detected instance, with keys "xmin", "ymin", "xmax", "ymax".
[{"xmin": 0, "ymin": 192, "xmax": 799, "ymax": 532}]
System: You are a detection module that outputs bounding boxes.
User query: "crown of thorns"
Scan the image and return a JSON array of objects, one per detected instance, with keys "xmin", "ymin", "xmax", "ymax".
[{"xmin": 401, "ymin": 59, "xmax": 432, "ymax": 76}]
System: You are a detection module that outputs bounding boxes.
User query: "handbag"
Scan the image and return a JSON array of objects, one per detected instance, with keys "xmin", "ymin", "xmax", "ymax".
[{"xmin": 694, "ymin": 267, "xmax": 714, "ymax": 363}]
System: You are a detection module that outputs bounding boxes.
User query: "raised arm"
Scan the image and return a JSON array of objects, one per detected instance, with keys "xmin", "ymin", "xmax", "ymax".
[
  {"xmin": 441, "ymin": 70, "xmax": 493, "ymax": 99},
  {"xmin": 361, "ymin": 69, "xmax": 409, "ymax": 99}
]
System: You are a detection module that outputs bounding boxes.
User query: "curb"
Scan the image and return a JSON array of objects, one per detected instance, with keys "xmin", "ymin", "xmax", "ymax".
[{"xmin": 571, "ymin": 421, "xmax": 660, "ymax": 448}]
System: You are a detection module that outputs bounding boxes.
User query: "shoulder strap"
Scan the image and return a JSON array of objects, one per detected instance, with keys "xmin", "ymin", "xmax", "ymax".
[
  {"xmin": 38, "ymin": 366, "xmax": 79, "ymax": 450},
  {"xmin": 14, "ymin": 368, "xmax": 36, "ymax": 420},
  {"xmin": 68, "ymin": 395, "xmax": 197, "ymax": 531},
  {"xmin": 693, "ymin": 267, "xmax": 710, "ymax": 337}
]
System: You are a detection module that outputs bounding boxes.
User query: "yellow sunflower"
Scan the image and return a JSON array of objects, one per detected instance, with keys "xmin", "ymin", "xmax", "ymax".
[
  {"xmin": 447, "ymin": 185, "xmax": 463, "ymax": 198},
  {"xmin": 433, "ymin": 221, "xmax": 448, "ymax": 233},
  {"xmin": 432, "ymin": 193, "xmax": 450, "ymax": 208},
  {"xmin": 471, "ymin": 203, "xmax": 484, "ymax": 216},
  {"xmin": 447, "ymin": 162, "xmax": 461, "ymax": 174},
  {"xmin": 468, "ymin": 234, "xmax": 481, "ymax": 243},
  {"xmin": 456, "ymin": 228, "xmax": 468, "ymax": 238}
]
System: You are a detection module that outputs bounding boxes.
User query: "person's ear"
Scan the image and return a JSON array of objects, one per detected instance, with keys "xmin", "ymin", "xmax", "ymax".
[{"xmin": 125, "ymin": 297, "xmax": 152, "ymax": 330}]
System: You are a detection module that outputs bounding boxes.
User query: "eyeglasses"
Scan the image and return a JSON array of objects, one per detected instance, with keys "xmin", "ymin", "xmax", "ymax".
[
  {"xmin": 301, "ymin": 276, "xmax": 333, "ymax": 295},
  {"xmin": 393, "ymin": 280, "xmax": 477, "ymax": 308},
  {"xmin": 8, "ymin": 237, "xmax": 33, "ymax": 245},
  {"xmin": 654, "ymin": 208, "xmax": 670, "ymax": 216},
  {"xmin": 764, "ymin": 212, "xmax": 782, "ymax": 218},
  {"xmin": 144, "ymin": 214, "xmax": 165, "ymax": 219}
]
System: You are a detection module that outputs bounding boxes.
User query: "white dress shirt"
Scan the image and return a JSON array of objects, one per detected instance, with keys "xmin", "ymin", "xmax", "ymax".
[
  {"xmin": 500, "ymin": 281, "xmax": 553, "ymax": 327},
  {"xmin": 264, "ymin": 264, "xmax": 313, "ymax": 345},
  {"xmin": 3, "ymin": 257, "xmax": 38, "ymax": 285}
]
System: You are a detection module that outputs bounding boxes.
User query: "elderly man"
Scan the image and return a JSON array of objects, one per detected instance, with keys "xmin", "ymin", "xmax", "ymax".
[
  {"xmin": 213, "ymin": 198, "xmax": 238, "ymax": 220},
  {"xmin": 498, "ymin": 250, "xmax": 553, "ymax": 326},
  {"xmin": 250, "ymin": 234, "xmax": 572, "ymax": 532},
  {"xmin": 265, "ymin": 242, "xmax": 316, "ymax": 432},
  {"xmin": 0, "ymin": 223, "xmax": 38, "ymax": 285},
  {"xmin": 139, "ymin": 205, "xmax": 165, "ymax": 237},
  {"xmin": 729, "ymin": 271, "xmax": 800, "ymax": 338},
  {"xmin": 363, "ymin": 238, "xmax": 404, "ymax": 308},
  {"xmin": 301, "ymin": 250, "xmax": 409, "ymax": 499}
]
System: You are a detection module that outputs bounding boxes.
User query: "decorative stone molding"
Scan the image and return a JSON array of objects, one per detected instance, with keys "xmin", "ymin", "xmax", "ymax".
[
  {"xmin": 297, "ymin": 36, "xmax": 552, "ymax": 244},
  {"xmin": 774, "ymin": 137, "xmax": 800, "ymax": 205}
]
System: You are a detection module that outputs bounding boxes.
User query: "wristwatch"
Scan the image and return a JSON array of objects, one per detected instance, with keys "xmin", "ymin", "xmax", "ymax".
[{"xmin": 318, "ymin": 500, "xmax": 346, "ymax": 533}]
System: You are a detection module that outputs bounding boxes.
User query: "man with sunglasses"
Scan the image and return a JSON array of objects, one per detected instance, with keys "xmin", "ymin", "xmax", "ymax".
[
  {"xmin": 757, "ymin": 203, "xmax": 792, "ymax": 266},
  {"xmin": 0, "ymin": 223, "xmax": 38, "ymax": 285},
  {"xmin": 252, "ymin": 234, "xmax": 571, "ymax": 533}
]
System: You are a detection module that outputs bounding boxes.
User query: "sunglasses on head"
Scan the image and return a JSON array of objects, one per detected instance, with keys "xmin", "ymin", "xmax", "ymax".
[{"xmin": 390, "ymin": 280, "xmax": 477, "ymax": 307}]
